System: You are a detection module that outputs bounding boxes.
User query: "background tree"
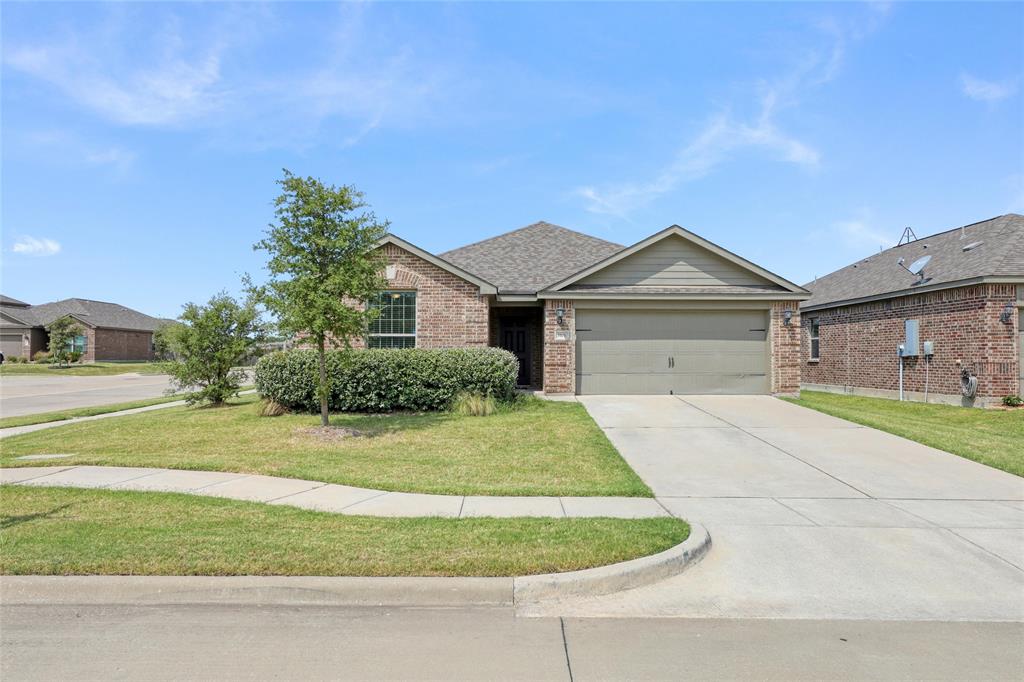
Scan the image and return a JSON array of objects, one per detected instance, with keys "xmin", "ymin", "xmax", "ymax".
[
  {"xmin": 152, "ymin": 321, "xmax": 183, "ymax": 361},
  {"xmin": 46, "ymin": 316, "xmax": 84, "ymax": 367},
  {"xmin": 164, "ymin": 292, "xmax": 264, "ymax": 406},
  {"xmin": 252, "ymin": 169, "xmax": 388, "ymax": 426}
]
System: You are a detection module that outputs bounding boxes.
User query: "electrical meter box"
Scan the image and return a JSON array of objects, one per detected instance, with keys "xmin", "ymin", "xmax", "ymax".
[
  {"xmin": 923, "ymin": 340, "xmax": 934, "ymax": 356},
  {"xmin": 903, "ymin": 319, "xmax": 920, "ymax": 357}
]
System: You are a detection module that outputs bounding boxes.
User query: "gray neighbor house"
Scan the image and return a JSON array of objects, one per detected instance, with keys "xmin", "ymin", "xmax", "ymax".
[{"xmin": 0, "ymin": 296, "xmax": 166, "ymax": 362}]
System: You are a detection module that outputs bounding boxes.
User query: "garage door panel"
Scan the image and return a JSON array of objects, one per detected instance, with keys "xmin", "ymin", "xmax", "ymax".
[
  {"xmin": 1, "ymin": 333, "xmax": 24, "ymax": 359},
  {"xmin": 575, "ymin": 309, "xmax": 768, "ymax": 395}
]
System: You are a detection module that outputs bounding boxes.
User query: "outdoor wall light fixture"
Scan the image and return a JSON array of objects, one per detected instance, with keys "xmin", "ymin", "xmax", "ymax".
[
  {"xmin": 555, "ymin": 307, "xmax": 566, "ymax": 327},
  {"xmin": 999, "ymin": 300, "xmax": 1014, "ymax": 325},
  {"xmin": 783, "ymin": 309, "xmax": 793, "ymax": 326}
]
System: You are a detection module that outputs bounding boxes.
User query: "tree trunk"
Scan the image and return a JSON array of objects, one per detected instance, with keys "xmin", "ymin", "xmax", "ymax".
[{"xmin": 317, "ymin": 337, "xmax": 330, "ymax": 427}]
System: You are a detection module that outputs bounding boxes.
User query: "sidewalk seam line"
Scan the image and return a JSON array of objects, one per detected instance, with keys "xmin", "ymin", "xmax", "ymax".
[
  {"xmin": 263, "ymin": 483, "xmax": 330, "ymax": 504},
  {"xmin": 676, "ymin": 396, "xmax": 873, "ymax": 499}
]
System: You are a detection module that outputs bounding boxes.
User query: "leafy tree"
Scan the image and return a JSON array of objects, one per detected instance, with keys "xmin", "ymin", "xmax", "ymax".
[
  {"xmin": 46, "ymin": 316, "xmax": 84, "ymax": 367},
  {"xmin": 251, "ymin": 169, "xmax": 388, "ymax": 426},
  {"xmin": 164, "ymin": 293, "xmax": 264, "ymax": 406},
  {"xmin": 152, "ymin": 321, "xmax": 182, "ymax": 361}
]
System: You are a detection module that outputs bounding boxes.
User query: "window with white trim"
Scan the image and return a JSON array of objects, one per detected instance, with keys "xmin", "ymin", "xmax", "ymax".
[
  {"xmin": 67, "ymin": 334, "xmax": 87, "ymax": 355},
  {"xmin": 368, "ymin": 291, "xmax": 416, "ymax": 349},
  {"xmin": 809, "ymin": 319, "xmax": 820, "ymax": 360}
]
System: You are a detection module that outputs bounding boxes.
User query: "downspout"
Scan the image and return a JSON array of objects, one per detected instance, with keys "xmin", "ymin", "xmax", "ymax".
[{"xmin": 898, "ymin": 344, "xmax": 905, "ymax": 401}]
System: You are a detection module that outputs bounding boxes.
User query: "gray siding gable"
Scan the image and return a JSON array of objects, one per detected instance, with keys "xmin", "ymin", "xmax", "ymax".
[{"xmin": 577, "ymin": 233, "xmax": 773, "ymax": 288}]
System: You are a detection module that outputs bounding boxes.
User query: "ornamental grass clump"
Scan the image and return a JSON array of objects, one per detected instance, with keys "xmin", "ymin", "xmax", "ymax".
[{"xmin": 452, "ymin": 392, "xmax": 496, "ymax": 417}]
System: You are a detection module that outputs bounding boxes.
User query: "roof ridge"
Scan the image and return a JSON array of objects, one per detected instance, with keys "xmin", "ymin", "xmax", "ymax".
[
  {"xmin": 440, "ymin": 221, "xmax": 621, "ymax": 256},
  {"xmin": 890, "ymin": 213, "xmax": 1014, "ymax": 247}
]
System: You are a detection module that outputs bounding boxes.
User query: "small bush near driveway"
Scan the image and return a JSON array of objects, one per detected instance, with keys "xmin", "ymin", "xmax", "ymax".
[{"xmin": 256, "ymin": 347, "xmax": 518, "ymax": 413}]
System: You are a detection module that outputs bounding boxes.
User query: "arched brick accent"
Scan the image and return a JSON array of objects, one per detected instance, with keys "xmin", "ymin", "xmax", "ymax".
[{"xmin": 387, "ymin": 265, "xmax": 421, "ymax": 290}]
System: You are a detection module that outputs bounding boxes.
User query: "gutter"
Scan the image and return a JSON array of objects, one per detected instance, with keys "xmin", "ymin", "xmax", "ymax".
[{"xmin": 801, "ymin": 276, "xmax": 1024, "ymax": 313}]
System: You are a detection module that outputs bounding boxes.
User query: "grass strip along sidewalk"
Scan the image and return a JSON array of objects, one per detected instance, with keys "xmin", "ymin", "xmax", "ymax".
[
  {"xmin": 0, "ymin": 486, "xmax": 688, "ymax": 577},
  {"xmin": 1, "ymin": 395, "xmax": 651, "ymax": 497},
  {"xmin": 783, "ymin": 390, "xmax": 1024, "ymax": 477}
]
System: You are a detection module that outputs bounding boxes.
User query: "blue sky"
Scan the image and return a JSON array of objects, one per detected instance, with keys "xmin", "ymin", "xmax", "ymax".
[{"xmin": 3, "ymin": 1, "xmax": 1022, "ymax": 318}]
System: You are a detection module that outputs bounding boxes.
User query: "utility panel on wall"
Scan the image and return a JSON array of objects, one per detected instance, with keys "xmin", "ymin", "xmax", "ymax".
[{"xmin": 903, "ymin": 319, "xmax": 920, "ymax": 357}]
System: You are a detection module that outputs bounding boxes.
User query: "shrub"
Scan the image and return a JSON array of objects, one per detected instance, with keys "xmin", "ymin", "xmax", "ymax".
[
  {"xmin": 68, "ymin": 351, "xmax": 83, "ymax": 364},
  {"xmin": 256, "ymin": 398, "xmax": 290, "ymax": 417},
  {"xmin": 6, "ymin": 355, "xmax": 26, "ymax": 364},
  {"xmin": 256, "ymin": 347, "xmax": 518, "ymax": 413},
  {"xmin": 32, "ymin": 351, "xmax": 51, "ymax": 363},
  {"xmin": 1002, "ymin": 395, "xmax": 1023, "ymax": 407},
  {"xmin": 163, "ymin": 292, "xmax": 264, "ymax": 406},
  {"xmin": 452, "ymin": 391, "xmax": 497, "ymax": 417}
]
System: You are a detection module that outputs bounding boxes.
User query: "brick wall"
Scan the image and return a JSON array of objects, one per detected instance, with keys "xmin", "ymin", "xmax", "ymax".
[
  {"xmin": 770, "ymin": 302, "xmax": 801, "ymax": 395},
  {"xmin": 801, "ymin": 284, "xmax": 1020, "ymax": 404},
  {"xmin": 346, "ymin": 242, "xmax": 490, "ymax": 349},
  {"xmin": 93, "ymin": 328, "xmax": 155, "ymax": 361},
  {"xmin": 542, "ymin": 299, "xmax": 575, "ymax": 394}
]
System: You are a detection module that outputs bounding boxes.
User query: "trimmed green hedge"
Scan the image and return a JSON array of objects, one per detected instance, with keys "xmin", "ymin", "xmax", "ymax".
[{"xmin": 255, "ymin": 347, "xmax": 519, "ymax": 412}]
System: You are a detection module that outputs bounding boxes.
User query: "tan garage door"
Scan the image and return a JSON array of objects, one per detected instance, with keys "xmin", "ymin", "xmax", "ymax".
[
  {"xmin": 1, "ymin": 333, "xmax": 24, "ymax": 359},
  {"xmin": 575, "ymin": 309, "xmax": 769, "ymax": 395}
]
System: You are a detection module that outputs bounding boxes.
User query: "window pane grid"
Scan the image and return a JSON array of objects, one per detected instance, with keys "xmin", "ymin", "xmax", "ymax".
[{"xmin": 368, "ymin": 291, "xmax": 416, "ymax": 349}]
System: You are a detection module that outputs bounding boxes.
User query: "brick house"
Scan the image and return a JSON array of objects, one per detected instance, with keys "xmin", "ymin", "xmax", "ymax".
[
  {"xmin": 358, "ymin": 222, "xmax": 809, "ymax": 396},
  {"xmin": 800, "ymin": 214, "xmax": 1024, "ymax": 406},
  {"xmin": 0, "ymin": 297, "xmax": 166, "ymax": 362}
]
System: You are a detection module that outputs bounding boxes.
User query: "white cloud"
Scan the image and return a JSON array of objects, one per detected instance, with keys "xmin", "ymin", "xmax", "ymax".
[
  {"xmin": 12, "ymin": 236, "xmax": 62, "ymax": 256},
  {"xmin": 4, "ymin": 39, "xmax": 225, "ymax": 127},
  {"xmin": 2, "ymin": 4, "xmax": 456, "ymax": 150},
  {"xmin": 960, "ymin": 72, "xmax": 1018, "ymax": 103},
  {"xmin": 575, "ymin": 7, "xmax": 888, "ymax": 218}
]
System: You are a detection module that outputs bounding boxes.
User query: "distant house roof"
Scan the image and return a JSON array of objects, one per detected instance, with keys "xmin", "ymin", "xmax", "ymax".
[
  {"xmin": 441, "ymin": 221, "xmax": 623, "ymax": 294},
  {"xmin": 0, "ymin": 294, "xmax": 30, "ymax": 307},
  {"xmin": 802, "ymin": 214, "xmax": 1024, "ymax": 311},
  {"xmin": 19, "ymin": 298, "xmax": 165, "ymax": 332}
]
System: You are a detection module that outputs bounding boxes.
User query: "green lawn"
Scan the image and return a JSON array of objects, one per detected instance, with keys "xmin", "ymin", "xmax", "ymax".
[
  {"xmin": 0, "ymin": 395, "xmax": 185, "ymax": 429},
  {"xmin": 0, "ymin": 395, "xmax": 651, "ymax": 497},
  {"xmin": 0, "ymin": 486, "xmax": 687, "ymax": 577},
  {"xmin": 783, "ymin": 391, "xmax": 1024, "ymax": 477},
  {"xmin": 0, "ymin": 362, "xmax": 165, "ymax": 376}
]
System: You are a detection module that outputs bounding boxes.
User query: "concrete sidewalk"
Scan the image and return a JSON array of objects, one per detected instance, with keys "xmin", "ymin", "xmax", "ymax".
[{"xmin": 0, "ymin": 465, "xmax": 668, "ymax": 519}]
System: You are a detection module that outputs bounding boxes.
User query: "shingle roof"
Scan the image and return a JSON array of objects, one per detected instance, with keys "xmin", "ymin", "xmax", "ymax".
[
  {"xmin": 0, "ymin": 294, "xmax": 30, "ymax": 307},
  {"xmin": 441, "ymin": 221, "xmax": 623, "ymax": 294},
  {"xmin": 803, "ymin": 214, "xmax": 1024, "ymax": 310},
  {"xmin": 21, "ymin": 298, "xmax": 164, "ymax": 332}
]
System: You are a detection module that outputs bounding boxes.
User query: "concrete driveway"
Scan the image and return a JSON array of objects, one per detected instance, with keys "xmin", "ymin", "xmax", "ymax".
[
  {"xmin": 525, "ymin": 395, "xmax": 1024, "ymax": 621},
  {"xmin": 0, "ymin": 374, "xmax": 175, "ymax": 418}
]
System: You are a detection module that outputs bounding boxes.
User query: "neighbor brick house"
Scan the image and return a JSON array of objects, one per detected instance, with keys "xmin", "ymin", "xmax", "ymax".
[
  {"xmin": 800, "ymin": 214, "xmax": 1024, "ymax": 406},
  {"xmin": 356, "ymin": 222, "xmax": 809, "ymax": 396},
  {"xmin": 0, "ymin": 297, "xmax": 165, "ymax": 362}
]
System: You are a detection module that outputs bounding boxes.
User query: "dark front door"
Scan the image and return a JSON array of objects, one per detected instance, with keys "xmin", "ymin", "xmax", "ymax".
[{"xmin": 499, "ymin": 320, "xmax": 532, "ymax": 386}]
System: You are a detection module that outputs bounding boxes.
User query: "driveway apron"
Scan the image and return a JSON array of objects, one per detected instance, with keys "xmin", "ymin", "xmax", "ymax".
[{"xmin": 522, "ymin": 395, "xmax": 1024, "ymax": 621}]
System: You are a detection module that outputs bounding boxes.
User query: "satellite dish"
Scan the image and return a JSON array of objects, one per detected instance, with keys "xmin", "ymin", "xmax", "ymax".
[{"xmin": 906, "ymin": 255, "xmax": 931, "ymax": 275}]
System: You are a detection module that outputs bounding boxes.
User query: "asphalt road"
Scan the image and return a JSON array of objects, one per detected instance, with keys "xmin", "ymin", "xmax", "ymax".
[
  {"xmin": 0, "ymin": 374, "xmax": 175, "ymax": 417},
  {"xmin": 2, "ymin": 604, "xmax": 1022, "ymax": 681}
]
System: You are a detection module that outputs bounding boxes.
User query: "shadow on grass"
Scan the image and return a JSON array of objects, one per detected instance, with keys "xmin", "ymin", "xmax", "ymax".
[{"xmin": 1, "ymin": 504, "xmax": 72, "ymax": 530}]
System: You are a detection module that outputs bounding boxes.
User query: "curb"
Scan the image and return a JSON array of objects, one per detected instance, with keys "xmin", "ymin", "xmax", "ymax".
[
  {"xmin": 0, "ymin": 525, "xmax": 711, "ymax": 608},
  {"xmin": 513, "ymin": 522, "xmax": 711, "ymax": 604},
  {"xmin": 0, "ymin": 576, "xmax": 514, "ymax": 607}
]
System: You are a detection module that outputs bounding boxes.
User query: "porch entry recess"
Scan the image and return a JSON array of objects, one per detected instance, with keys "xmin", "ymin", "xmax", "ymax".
[{"xmin": 575, "ymin": 309, "xmax": 769, "ymax": 395}]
